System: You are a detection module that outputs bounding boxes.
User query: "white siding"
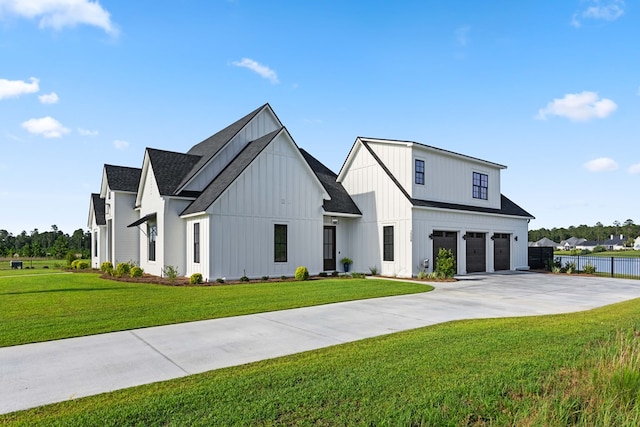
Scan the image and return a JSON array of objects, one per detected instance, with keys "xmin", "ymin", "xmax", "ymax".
[
  {"xmin": 186, "ymin": 215, "xmax": 210, "ymax": 280},
  {"xmin": 89, "ymin": 224, "xmax": 107, "ymax": 269},
  {"xmin": 206, "ymin": 133, "xmax": 325, "ymax": 280},
  {"xmin": 322, "ymin": 216, "xmax": 358, "ymax": 273},
  {"xmin": 184, "ymin": 108, "xmax": 280, "ymax": 192},
  {"xmin": 111, "ymin": 192, "xmax": 139, "ymax": 265},
  {"xmin": 163, "ymin": 198, "xmax": 191, "ymax": 276},
  {"xmin": 366, "ymin": 141, "xmax": 412, "ymax": 193},
  {"xmin": 137, "ymin": 165, "xmax": 165, "ymax": 277}
]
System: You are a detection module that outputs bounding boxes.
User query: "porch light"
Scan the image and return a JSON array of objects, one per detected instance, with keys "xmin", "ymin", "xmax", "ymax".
[{"xmin": 331, "ymin": 217, "xmax": 339, "ymax": 225}]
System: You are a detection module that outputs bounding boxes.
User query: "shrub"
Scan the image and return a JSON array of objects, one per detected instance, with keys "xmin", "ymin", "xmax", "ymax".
[
  {"xmin": 261, "ymin": 275, "xmax": 270, "ymax": 281},
  {"xmin": 190, "ymin": 273, "xmax": 203, "ymax": 284},
  {"xmin": 583, "ymin": 263, "xmax": 597, "ymax": 275},
  {"xmin": 76, "ymin": 260, "xmax": 90, "ymax": 270},
  {"xmin": 240, "ymin": 276, "xmax": 250, "ymax": 282},
  {"xmin": 319, "ymin": 272, "xmax": 328, "ymax": 277},
  {"xmin": 417, "ymin": 270, "xmax": 428, "ymax": 280},
  {"xmin": 369, "ymin": 266, "xmax": 378, "ymax": 276},
  {"xmin": 435, "ymin": 248, "xmax": 456, "ymax": 278},
  {"xmin": 216, "ymin": 278, "xmax": 225, "ymax": 284},
  {"xmin": 162, "ymin": 265, "xmax": 179, "ymax": 283},
  {"xmin": 352, "ymin": 272, "xmax": 366, "ymax": 278},
  {"xmin": 65, "ymin": 251, "xmax": 76, "ymax": 268},
  {"xmin": 71, "ymin": 259, "xmax": 80, "ymax": 269},
  {"xmin": 115, "ymin": 262, "xmax": 132, "ymax": 278},
  {"xmin": 593, "ymin": 245, "xmax": 607, "ymax": 253},
  {"xmin": 564, "ymin": 261, "xmax": 576, "ymax": 274},
  {"xmin": 295, "ymin": 266, "xmax": 309, "ymax": 281},
  {"xmin": 130, "ymin": 266, "xmax": 143, "ymax": 278},
  {"xmin": 100, "ymin": 262, "xmax": 114, "ymax": 274},
  {"xmin": 280, "ymin": 275, "xmax": 287, "ymax": 280},
  {"xmin": 331, "ymin": 271, "xmax": 339, "ymax": 277}
]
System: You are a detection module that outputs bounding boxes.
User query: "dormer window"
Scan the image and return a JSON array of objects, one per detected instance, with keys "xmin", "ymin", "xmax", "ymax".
[
  {"xmin": 472, "ymin": 172, "xmax": 488, "ymax": 200},
  {"xmin": 415, "ymin": 159, "xmax": 425, "ymax": 185}
]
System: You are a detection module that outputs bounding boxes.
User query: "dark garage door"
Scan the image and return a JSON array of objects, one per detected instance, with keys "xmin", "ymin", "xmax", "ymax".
[
  {"xmin": 432, "ymin": 231, "xmax": 457, "ymax": 272},
  {"xmin": 465, "ymin": 232, "xmax": 486, "ymax": 273},
  {"xmin": 493, "ymin": 233, "xmax": 511, "ymax": 271}
]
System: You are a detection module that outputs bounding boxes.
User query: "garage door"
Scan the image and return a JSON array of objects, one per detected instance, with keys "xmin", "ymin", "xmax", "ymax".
[
  {"xmin": 465, "ymin": 232, "xmax": 486, "ymax": 273},
  {"xmin": 432, "ymin": 231, "xmax": 457, "ymax": 271},
  {"xmin": 493, "ymin": 233, "xmax": 511, "ymax": 271}
]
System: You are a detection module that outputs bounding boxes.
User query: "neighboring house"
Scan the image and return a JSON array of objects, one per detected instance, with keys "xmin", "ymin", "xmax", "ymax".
[
  {"xmin": 558, "ymin": 237, "xmax": 586, "ymax": 250},
  {"xmin": 89, "ymin": 104, "xmax": 533, "ymax": 279},
  {"xmin": 575, "ymin": 235, "xmax": 627, "ymax": 251},
  {"xmin": 529, "ymin": 237, "xmax": 559, "ymax": 248},
  {"xmin": 88, "ymin": 165, "xmax": 141, "ymax": 269},
  {"xmin": 634, "ymin": 237, "xmax": 640, "ymax": 250}
]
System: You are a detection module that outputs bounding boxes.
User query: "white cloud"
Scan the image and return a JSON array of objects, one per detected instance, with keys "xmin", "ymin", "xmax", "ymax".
[
  {"xmin": 0, "ymin": 77, "xmax": 39, "ymax": 99},
  {"xmin": 454, "ymin": 25, "xmax": 471, "ymax": 47},
  {"xmin": 572, "ymin": 0, "xmax": 624, "ymax": 28},
  {"xmin": 232, "ymin": 58, "xmax": 279, "ymax": 84},
  {"xmin": 535, "ymin": 91, "xmax": 617, "ymax": 122},
  {"xmin": 628, "ymin": 163, "xmax": 640, "ymax": 174},
  {"xmin": 21, "ymin": 116, "xmax": 70, "ymax": 138},
  {"xmin": 78, "ymin": 127, "xmax": 98, "ymax": 136},
  {"xmin": 0, "ymin": 0, "xmax": 119, "ymax": 36},
  {"xmin": 38, "ymin": 91, "xmax": 59, "ymax": 104},
  {"xmin": 583, "ymin": 157, "xmax": 619, "ymax": 172},
  {"xmin": 113, "ymin": 139, "xmax": 129, "ymax": 150}
]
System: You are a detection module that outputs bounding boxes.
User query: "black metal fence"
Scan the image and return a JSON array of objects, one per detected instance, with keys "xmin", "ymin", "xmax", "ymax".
[{"xmin": 554, "ymin": 255, "xmax": 640, "ymax": 280}]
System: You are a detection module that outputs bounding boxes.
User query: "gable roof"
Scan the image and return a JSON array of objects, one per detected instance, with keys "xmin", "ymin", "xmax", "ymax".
[
  {"xmin": 180, "ymin": 128, "xmax": 282, "ymax": 216},
  {"xmin": 299, "ymin": 149, "xmax": 361, "ymax": 216},
  {"xmin": 176, "ymin": 104, "xmax": 269, "ymax": 192},
  {"xmin": 146, "ymin": 148, "xmax": 202, "ymax": 196},
  {"xmin": 90, "ymin": 193, "xmax": 106, "ymax": 226},
  {"xmin": 357, "ymin": 138, "xmax": 534, "ymax": 219},
  {"xmin": 104, "ymin": 165, "xmax": 141, "ymax": 193}
]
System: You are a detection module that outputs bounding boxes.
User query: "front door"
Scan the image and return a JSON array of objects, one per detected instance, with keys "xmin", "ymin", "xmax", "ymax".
[{"xmin": 323, "ymin": 226, "xmax": 336, "ymax": 271}]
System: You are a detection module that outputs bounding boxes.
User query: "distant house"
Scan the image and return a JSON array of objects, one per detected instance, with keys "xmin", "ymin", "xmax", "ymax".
[
  {"xmin": 576, "ymin": 235, "xmax": 628, "ymax": 251},
  {"xmin": 558, "ymin": 237, "xmax": 586, "ymax": 250},
  {"xmin": 529, "ymin": 237, "xmax": 559, "ymax": 247},
  {"xmin": 89, "ymin": 104, "xmax": 533, "ymax": 279},
  {"xmin": 634, "ymin": 237, "xmax": 640, "ymax": 250}
]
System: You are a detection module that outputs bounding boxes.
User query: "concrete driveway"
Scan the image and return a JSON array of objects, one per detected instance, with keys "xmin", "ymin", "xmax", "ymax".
[{"xmin": 2, "ymin": 271, "xmax": 640, "ymax": 415}]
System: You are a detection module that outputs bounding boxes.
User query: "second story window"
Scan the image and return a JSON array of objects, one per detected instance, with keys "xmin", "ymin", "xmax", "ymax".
[
  {"xmin": 415, "ymin": 159, "xmax": 425, "ymax": 185},
  {"xmin": 472, "ymin": 172, "xmax": 488, "ymax": 200}
]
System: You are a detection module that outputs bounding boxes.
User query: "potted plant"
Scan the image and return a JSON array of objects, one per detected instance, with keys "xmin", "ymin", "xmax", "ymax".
[{"xmin": 340, "ymin": 257, "xmax": 353, "ymax": 272}]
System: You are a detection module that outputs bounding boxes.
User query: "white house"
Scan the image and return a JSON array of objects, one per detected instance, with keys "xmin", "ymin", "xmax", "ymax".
[
  {"xmin": 634, "ymin": 237, "xmax": 640, "ymax": 250},
  {"xmin": 89, "ymin": 104, "xmax": 533, "ymax": 280}
]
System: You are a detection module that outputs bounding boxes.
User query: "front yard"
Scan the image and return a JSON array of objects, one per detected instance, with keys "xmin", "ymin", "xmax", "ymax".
[{"xmin": 0, "ymin": 271, "xmax": 432, "ymax": 348}]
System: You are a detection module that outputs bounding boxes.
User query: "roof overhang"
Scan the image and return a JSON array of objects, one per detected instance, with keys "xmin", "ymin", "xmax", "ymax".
[
  {"xmin": 323, "ymin": 211, "xmax": 362, "ymax": 218},
  {"xmin": 127, "ymin": 212, "xmax": 157, "ymax": 228}
]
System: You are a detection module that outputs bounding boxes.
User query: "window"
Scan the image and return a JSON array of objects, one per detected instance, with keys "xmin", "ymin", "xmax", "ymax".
[
  {"xmin": 383, "ymin": 226, "xmax": 394, "ymax": 261},
  {"xmin": 93, "ymin": 231, "xmax": 98, "ymax": 255},
  {"xmin": 472, "ymin": 172, "xmax": 488, "ymax": 200},
  {"xmin": 148, "ymin": 221, "xmax": 157, "ymax": 261},
  {"xmin": 274, "ymin": 224, "xmax": 287, "ymax": 262},
  {"xmin": 193, "ymin": 222, "xmax": 200, "ymax": 264},
  {"xmin": 415, "ymin": 159, "xmax": 425, "ymax": 185}
]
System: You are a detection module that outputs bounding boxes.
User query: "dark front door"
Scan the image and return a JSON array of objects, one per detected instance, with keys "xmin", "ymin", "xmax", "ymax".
[
  {"xmin": 465, "ymin": 232, "xmax": 486, "ymax": 273},
  {"xmin": 323, "ymin": 226, "xmax": 336, "ymax": 271},
  {"xmin": 432, "ymin": 231, "xmax": 457, "ymax": 272},
  {"xmin": 494, "ymin": 233, "xmax": 511, "ymax": 271}
]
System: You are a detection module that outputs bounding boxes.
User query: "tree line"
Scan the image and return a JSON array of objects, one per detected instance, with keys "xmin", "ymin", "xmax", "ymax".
[
  {"xmin": 0, "ymin": 225, "xmax": 90, "ymax": 259},
  {"xmin": 528, "ymin": 219, "xmax": 639, "ymax": 246}
]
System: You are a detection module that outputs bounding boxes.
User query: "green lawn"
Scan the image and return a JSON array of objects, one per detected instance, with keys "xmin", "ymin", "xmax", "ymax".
[
  {"xmin": 3, "ymin": 297, "xmax": 639, "ymax": 426},
  {"xmin": 555, "ymin": 250, "xmax": 640, "ymax": 258},
  {"xmin": 0, "ymin": 272, "xmax": 431, "ymax": 348}
]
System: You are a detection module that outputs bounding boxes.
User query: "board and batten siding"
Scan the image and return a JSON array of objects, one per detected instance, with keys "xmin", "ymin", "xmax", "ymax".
[
  {"xmin": 137, "ymin": 164, "xmax": 166, "ymax": 277},
  {"xmin": 185, "ymin": 215, "xmax": 210, "ymax": 280},
  {"xmin": 205, "ymin": 133, "xmax": 325, "ymax": 280},
  {"xmin": 410, "ymin": 146, "xmax": 502, "ymax": 209},
  {"xmin": 184, "ymin": 108, "xmax": 280, "ymax": 192},
  {"xmin": 341, "ymin": 142, "xmax": 413, "ymax": 277},
  {"xmin": 90, "ymin": 224, "xmax": 107, "ymax": 269},
  {"xmin": 412, "ymin": 208, "xmax": 529, "ymax": 275},
  {"xmin": 365, "ymin": 141, "xmax": 413, "ymax": 194},
  {"xmin": 111, "ymin": 192, "xmax": 140, "ymax": 266},
  {"xmin": 163, "ymin": 198, "xmax": 191, "ymax": 276}
]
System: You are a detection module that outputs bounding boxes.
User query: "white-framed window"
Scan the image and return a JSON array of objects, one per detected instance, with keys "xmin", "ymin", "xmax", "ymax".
[{"xmin": 193, "ymin": 222, "xmax": 200, "ymax": 264}]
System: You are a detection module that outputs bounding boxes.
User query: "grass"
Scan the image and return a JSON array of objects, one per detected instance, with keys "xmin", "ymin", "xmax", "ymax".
[
  {"xmin": 2, "ymin": 297, "xmax": 639, "ymax": 425},
  {"xmin": 0, "ymin": 258, "xmax": 64, "ymax": 271},
  {"xmin": 554, "ymin": 250, "xmax": 640, "ymax": 258},
  {"xmin": 0, "ymin": 272, "xmax": 431, "ymax": 348}
]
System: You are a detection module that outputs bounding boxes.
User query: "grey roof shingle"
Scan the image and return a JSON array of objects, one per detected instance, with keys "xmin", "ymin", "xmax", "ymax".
[
  {"xmin": 146, "ymin": 148, "xmax": 202, "ymax": 196},
  {"xmin": 299, "ymin": 149, "xmax": 361, "ymax": 215},
  {"xmin": 91, "ymin": 193, "xmax": 106, "ymax": 226},
  {"xmin": 176, "ymin": 104, "xmax": 268, "ymax": 191},
  {"xmin": 104, "ymin": 165, "xmax": 142, "ymax": 193},
  {"xmin": 181, "ymin": 129, "xmax": 281, "ymax": 216},
  {"xmin": 360, "ymin": 140, "xmax": 534, "ymax": 219}
]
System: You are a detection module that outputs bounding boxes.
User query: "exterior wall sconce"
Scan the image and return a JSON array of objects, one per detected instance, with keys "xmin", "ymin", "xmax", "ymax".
[
  {"xmin": 514, "ymin": 235, "xmax": 518, "ymax": 241},
  {"xmin": 331, "ymin": 216, "xmax": 338, "ymax": 225},
  {"xmin": 428, "ymin": 233, "xmax": 433, "ymax": 239},
  {"xmin": 462, "ymin": 234, "xmax": 468, "ymax": 240},
  {"xmin": 490, "ymin": 234, "xmax": 496, "ymax": 240}
]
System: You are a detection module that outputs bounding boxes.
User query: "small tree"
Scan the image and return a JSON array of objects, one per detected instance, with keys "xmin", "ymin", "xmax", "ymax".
[
  {"xmin": 434, "ymin": 248, "xmax": 456, "ymax": 278},
  {"xmin": 295, "ymin": 266, "xmax": 309, "ymax": 281}
]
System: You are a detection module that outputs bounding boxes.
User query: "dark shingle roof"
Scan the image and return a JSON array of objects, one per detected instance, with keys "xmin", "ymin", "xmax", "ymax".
[
  {"xmin": 176, "ymin": 104, "xmax": 268, "ymax": 191},
  {"xmin": 299, "ymin": 149, "xmax": 361, "ymax": 215},
  {"xmin": 104, "ymin": 165, "xmax": 141, "ymax": 192},
  {"xmin": 181, "ymin": 129, "xmax": 281, "ymax": 216},
  {"xmin": 91, "ymin": 193, "xmax": 106, "ymax": 226},
  {"xmin": 361, "ymin": 140, "xmax": 534, "ymax": 219},
  {"xmin": 146, "ymin": 148, "xmax": 202, "ymax": 196}
]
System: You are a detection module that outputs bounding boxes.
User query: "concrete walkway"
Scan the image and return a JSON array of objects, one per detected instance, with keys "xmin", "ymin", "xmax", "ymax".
[{"xmin": 2, "ymin": 271, "xmax": 640, "ymax": 415}]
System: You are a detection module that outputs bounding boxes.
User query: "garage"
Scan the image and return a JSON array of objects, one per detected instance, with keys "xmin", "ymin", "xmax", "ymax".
[
  {"xmin": 432, "ymin": 231, "xmax": 457, "ymax": 271},
  {"xmin": 493, "ymin": 233, "xmax": 511, "ymax": 271},
  {"xmin": 465, "ymin": 232, "xmax": 486, "ymax": 273}
]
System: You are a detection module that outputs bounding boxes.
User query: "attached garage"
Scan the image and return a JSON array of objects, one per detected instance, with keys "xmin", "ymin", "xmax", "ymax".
[
  {"xmin": 493, "ymin": 233, "xmax": 511, "ymax": 271},
  {"xmin": 432, "ymin": 231, "xmax": 457, "ymax": 271},
  {"xmin": 465, "ymin": 232, "xmax": 486, "ymax": 273}
]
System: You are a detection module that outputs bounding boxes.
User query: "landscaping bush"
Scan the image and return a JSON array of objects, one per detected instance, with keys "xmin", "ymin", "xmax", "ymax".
[
  {"xmin": 115, "ymin": 262, "xmax": 132, "ymax": 278},
  {"xmin": 319, "ymin": 272, "xmax": 328, "ymax": 277},
  {"xmin": 65, "ymin": 251, "xmax": 77, "ymax": 267},
  {"xmin": 73, "ymin": 260, "xmax": 90, "ymax": 270},
  {"xmin": 130, "ymin": 266, "xmax": 143, "ymax": 278},
  {"xmin": 593, "ymin": 245, "xmax": 607, "ymax": 253},
  {"xmin": 261, "ymin": 276, "xmax": 269, "ymax": 281},
  {"xmin": 190, "ymin": 273, "xmax": 203, "ymax": 284},
  {"xmin": 100, "ymin": 262, "xmax": 114, "ymax": 274},
  {"xmin": 583, "ymin": 263, "xmax": 597, "ymax": 275},
  {"xmin": 240, "ymin": 276, "xmax": 250, "ymax": 282},
  {"xmin": 564, "ymin": 261, "xmax": 576, "ymax": 274},
  {"xmin": 417, "ymin": 270, "xmax": 428, "ymax": 280},
  {"xmin": 352, "ymin": 272, "xmax": 366, "ymax": 278},
  {"xmin": 434, "ymin": 248, "xmax": 456, "ymax": 278},
  {"xmin": 216, "ymin": 278, "xmax": 225, "ymax": 284},
  {"xmin": 369, "ymin": 265, "xmax": 378, "ymax": 276},
  {"xmin": 331, "ymin": 271, "xmax": 339, "ymax": 277},
  {"xmin": 162, "ymin": 265, "xmax": 179, "ymax": 284},
  {"xmin": 295, "ymin": 266, "xmax": 309, "ymax": 281}
]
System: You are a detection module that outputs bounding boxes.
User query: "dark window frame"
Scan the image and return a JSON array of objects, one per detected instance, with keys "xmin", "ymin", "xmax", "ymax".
[
  {"xmin": 274, "ymin": 224, "xmax": 287, "ymax": 263},
  {"xmin": 193, "ymin": 222, "xmax": 200, "ymax": 264},
  {"xmin": 383, "ymin": 226, "xmax": 394, "ymax": 262},
  {"xmin": 415, "ymin": 159, "xmax": 425, "ymax": 185},
  {"xmin": 148, "ymin": 221, "xmax": 157, "ymax": 262},
  {"xmin": 472, "ymin": 172, "xmax": 488, "ymax": 200}
]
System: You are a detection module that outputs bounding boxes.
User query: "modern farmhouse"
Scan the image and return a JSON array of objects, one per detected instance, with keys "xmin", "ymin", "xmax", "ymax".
[{"xmin": 88, "ymin": 104, "xmax": 533, "ymax": 280}]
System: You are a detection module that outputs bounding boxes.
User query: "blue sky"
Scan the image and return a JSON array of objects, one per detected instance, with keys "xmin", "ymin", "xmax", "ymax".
[{"xmin": 1, "ymin": 0, "xmax": 638, "ymax": 235}]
